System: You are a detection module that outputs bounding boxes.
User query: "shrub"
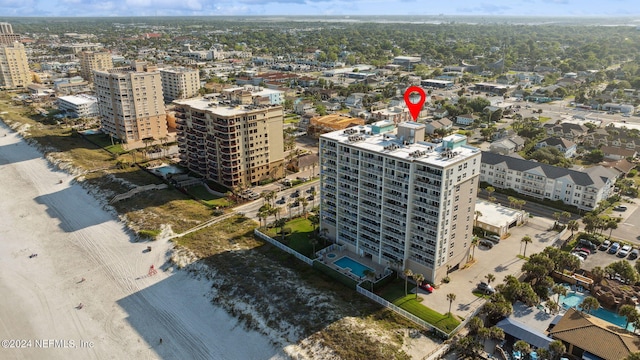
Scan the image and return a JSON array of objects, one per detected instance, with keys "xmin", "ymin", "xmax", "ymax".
[{"xmin": 138, "ymin": 229, "xmax": 161, "ymax": 240}]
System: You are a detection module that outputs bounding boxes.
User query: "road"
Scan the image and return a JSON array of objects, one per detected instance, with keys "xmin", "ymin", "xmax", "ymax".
[{"xmin": 235, "ymin": 180, "xmax": 320, "ymax": 222}]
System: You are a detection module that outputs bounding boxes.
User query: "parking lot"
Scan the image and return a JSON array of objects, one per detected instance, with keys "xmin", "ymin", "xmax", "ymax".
[
  {"xmin": 421, "ymin": 216, "xmax": 565, "ymax": 320},
  {"xmin": 577, "ymin": 238, "xmax": 639, "ymax": 271}
]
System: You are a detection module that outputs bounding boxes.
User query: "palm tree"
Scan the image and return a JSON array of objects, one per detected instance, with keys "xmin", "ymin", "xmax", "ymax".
[
  {"xmin": 536, "ymin": 348, "xmax": 550, "ymax": 360},
  {"xmin": 447, "ymin": 293, "xmax": 456, "ymax": 316},
  {"xmin": 404, "ymin": 269, "xmax": 414, "ymax": 297},
  {"xmin": 546, "ymin": 299, "xmax": 560, "ymax": 314},
  {"xmin": 619, "ymin": 304, "xmax": 639, "ymax": 330},
  {"xmin": 477, "ymin": 327, "xmax": 491, "ymax": 346},
  {"xmin": 606, "ymin": 218, "xmax": 619, "ymax": 239},
  {"xmin": 513, "ymin": 340, "xmax": 531, "ymax": 356},
  {"xmin": 468, "ymin": 316, "xmax": 484, "ymax": 334},
  {"xmin": 567, "ymin": 220, "xmax": 579, "ymax": 237},
  {"xmin": 485, "ymin": 186, "xmax": 495, "ymax": 199},
  {"xmin": 489, "ymin": 326, "xmax": 505, "ymax": 343},
  {"xmin": 552, "ymin": 284, "xmax": 568, "ymax": 304},
  {"xmin": 485, "ymin": 273, "xmax": 495, "ymax": 286},
  {"xmin": 474, "ymin": 210, "xmax": 482, "ymax": 227},
  {"xmin": 549, "ymin": 340, "xmax": 566, "ymax": 360},
  {"xmin": 521, "ymin": 235, "xmax": 533, "ymax": 257},
  {"xmin": 470, "ymin": 236, "xmax": 479, "ymax": 260},
  {"xmin": 300, "ymin": 197, "xmax": 309, "ymax": 218},
  {"xmin": 363, "ymin": 269, "xmax": 375, "ymax": 291},
  {"xmin": 560, "ymin": 211, "xmax": 572, "ymax": 227},
  {"xmin": 309, "ymin": 236, "xmax": 318, "ymax": 258},
  {"xmin": 581, "ymin": 296, "xmax": 600, "ymax": 314},
  {"xmin": 624, "ymin": 352, "xmax": 640, "ymax": 360},
  {"xmin": 552, "ymin": 212, "xmax": 562, "ymax": 228},
  {"xmin": 413, "ymin": 273, "xmax": 424, "ymax": 299},
  {"xmin": 591, "ymin": 266, "xmax": 605, "ymax": 284}
]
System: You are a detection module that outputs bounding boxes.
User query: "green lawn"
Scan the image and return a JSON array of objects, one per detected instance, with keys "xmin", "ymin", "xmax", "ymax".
[
  {"xmin": 378, "ymin": 279, "xmax": 460, "ymax": 333},
  {"xmin": 186, "ymin": 185, "xmax": 231, "ymax": 208},
  {"xmin": 263, "ymin": 217, "xmax": 325, "ymax": 257}
]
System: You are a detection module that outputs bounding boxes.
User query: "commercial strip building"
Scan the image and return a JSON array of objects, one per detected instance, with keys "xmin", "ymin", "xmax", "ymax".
[
  {"xmin": 94, "ymin": 62, "xmax": 168, "ymax": 144},
  {"xmin": 480, "ymin": 152, "xmax": 617, "ymax": 211},
  {"xmin": 159, "ymin": 66, "xmax": 200, "ymax": 103},
  {"xmin": 0, "ymin": 41, "xmax": 31, "ymax": 90},
  {"xmin": 57, "ymin": 94, "xmax": 98, "ymax": 118},
  {"xmin": 320, "ymin": 122, "xmax": 481, "ymax": 283},
  {"xmin": 173, "ymin": 97, "xmax": 285, "ymax": 188}
]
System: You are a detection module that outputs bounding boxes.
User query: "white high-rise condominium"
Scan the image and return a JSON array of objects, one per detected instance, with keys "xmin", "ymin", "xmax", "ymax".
[
  {"xmin": 319, "ymin": 121, "xmax": 481, "ymax": 283},
  {"xmin": 94, "ymin": 61, "xmax": 168, "ymax": 144}
]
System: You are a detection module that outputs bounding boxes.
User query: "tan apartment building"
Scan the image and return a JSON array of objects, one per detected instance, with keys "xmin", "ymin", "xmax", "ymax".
[
  {"xmin": 159, "ymin": 67, "xmax": 200, "ymax": 102},
  {"xmin": 79, "ymin": 51, "xmax": 113, "ymax": 82},
  {"xmin": 94, "ymin": 62, "xmax": 168, "ymax": 144},
  {"xmin": 174, "ymin": 97, "xmax": 285, "ymax": 188},
  {"xmin": 0, "ymin": 41, "xmax": 31, "ymax": 89},
  {"xmin": 0, "ymin": 22, "xmax": 20, "ymax": 45}
]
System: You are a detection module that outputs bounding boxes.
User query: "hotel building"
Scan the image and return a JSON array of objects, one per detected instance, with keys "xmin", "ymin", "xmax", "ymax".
[
  {"xmin": 94, "ymin": 62, "xmax": 168, "ymax": 144},
  {"xmin": 173, "ymin": 97, "xmax": 285, "ymax": 188},
  {"xmin": 320, "ymin": 122, "xmax": 481, "ymax": 283}
]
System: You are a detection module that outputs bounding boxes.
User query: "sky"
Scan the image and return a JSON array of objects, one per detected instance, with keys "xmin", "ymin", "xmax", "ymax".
[{"xmin": 0, "ymin": 0, "xmax": 639, "ymax": 17}]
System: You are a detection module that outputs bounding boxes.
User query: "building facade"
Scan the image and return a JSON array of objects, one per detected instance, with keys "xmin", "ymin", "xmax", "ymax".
[
  {"xmin": 94, "ymin": 62, "xmax": 168, "ymax": 144},
  {"xmin": 159, "ymin": 67, "xmax": 200, "ymax": 102},
  {"xmin": 480, "ymin": 152, "xmax": 617, "ymax": 211},
  {"xmin": 57, "ymin": 94, "xmax": 99, "ymax": 118},
  {"xmin": 320, "ymin": 122, "xmax": 482, "ymax": 283},
  {"xmin": 79, "ymin": 51, "xmax": 113, "ymax": 82},
  {"xmin": 0, "ymin": 41, "xmax": 31, "ymax": 89},
  {"xmin": 174, "ymin": 97, "xmax": 285, "ymax": 188},
  {"xmin": 0, "ymin": 22, "xmax": 20, "ymax": 45}
]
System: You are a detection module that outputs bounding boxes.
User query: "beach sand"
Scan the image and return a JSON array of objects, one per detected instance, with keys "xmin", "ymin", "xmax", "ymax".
[{"xmin": 0, "ymin": 122, "xmax": 288, "ymax": 360}]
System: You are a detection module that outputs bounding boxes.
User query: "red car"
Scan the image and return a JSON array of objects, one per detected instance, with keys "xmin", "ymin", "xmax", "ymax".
[{"xmin": 419, "ymin": 283, "xmax": 434, "ymax": 293}]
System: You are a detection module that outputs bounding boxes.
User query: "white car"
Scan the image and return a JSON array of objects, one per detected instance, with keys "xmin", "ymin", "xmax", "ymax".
[
  {"xmin": 571, "ymin": 253, "xmax": 586, "ymax": 262},
  {"xmin": 619, "ymin": 245, "xmax": 632, "ymax": 258}
]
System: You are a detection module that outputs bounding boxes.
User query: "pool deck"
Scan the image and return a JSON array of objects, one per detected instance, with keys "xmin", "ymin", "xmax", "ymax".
[{"xmin": 317, "ymin": 246, "xmax": 389, "ymax": 282}]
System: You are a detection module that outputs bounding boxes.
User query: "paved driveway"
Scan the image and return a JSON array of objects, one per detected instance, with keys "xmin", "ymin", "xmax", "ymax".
[{"xmin": 420, "ymin": 216, "xmax": 562, "ymax": 321}]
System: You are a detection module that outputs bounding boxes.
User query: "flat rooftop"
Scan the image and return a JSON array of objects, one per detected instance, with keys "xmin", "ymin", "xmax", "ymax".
[
  {"xmin": 475, "ymin": 199, "xmax": 524, "ymax": 227},
  {"xmin": 322, "ymin": 122, "xmax": 480, "ymax": 166},
  {"xmin": 58, "ymin": 94, "xmax": 97, "ymax": 105},
  {"xmin": 174, "ymin": 97, "xmax": 281, "ymax": 116}
]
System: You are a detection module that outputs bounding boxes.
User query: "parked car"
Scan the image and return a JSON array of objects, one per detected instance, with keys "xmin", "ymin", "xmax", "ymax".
[
  {"xmin": 477, "ymin": 282, "xmax": 495, "ymax": 294},
  {"xmin": 307, "ymin": 186, "xmax": 315, "ymax": 194},
  {"xmin": 479, "ymin": 239, "xmax": 494, "ymax": 249},
  {"xmin": 618, "ymin": 245, "xmax": 632, "ymax": 258},
  {"xmin": 572, "ymin": 250, "xmax": 590, "ymax": 259},
  {"xmin": 599, "ymin": 240, "xmax": 611, "ymax": 251},
  {"xmin": 276, "ymin": 196, "xmax": 286, "ymax": 204},
  {"xmin": 609, "ymin": 242, "xmax": 621, "ymax": 254},
  {"xmin": 419, "ymin": 283, "xmax": 434, "ymax": 293},
  {"xmin": 486, "ymin": 234, "xmax": 501, "ymax": 244},
  {"xmin": 290, "ymin": 190, "xmax": 300, "ymax": 198},
  {"xmin": 572, "ymin": 253, "xmax": 586, "ymax": 262},
  {"xmin": 614, "ymin": 205, "xmax": 628, "ymax": 211},
  {"xmin": 576, "ymin": 247, "xmax": 591, "ymax": 255},
  {"xmin": 578, "ymin": 239, "xmax": 597, "ymax": 251},
  {"xmin": 629, "ymin": 249, "xmax": 639, "ymax": 260}
]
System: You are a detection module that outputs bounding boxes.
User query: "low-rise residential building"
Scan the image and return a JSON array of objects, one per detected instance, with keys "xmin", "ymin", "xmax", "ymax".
[
  {"xmin": 543, "ymin": 122, "xmax": 588, "ymax": 141},
  {"xmin": 456, "ymin": 114, "xmax": 476, "ymax": 126},
  {"xmin": 535, "ymin": 137, "xmax": 577, "ymax": 158},
  {"xmin": 424, "ymin": 118, "xmax": 453, "ymax": 135},
  {"xmin": 601, "ymin": 145, "xmax": 637, "ymax": 161},
  {"xmin": 57, "ymin": 94, "xmax": 98, "ymax": 118},
  {"xmin": 489, "ymin": 136, "xmax": 525, "ymax": 155},
  {"xmin": 221, "ymin": 85, "xmax": 284, "ymax": 105},
  {"xmin": 480, "ymin": 152, "xmax": 617, "ymax": 211}
]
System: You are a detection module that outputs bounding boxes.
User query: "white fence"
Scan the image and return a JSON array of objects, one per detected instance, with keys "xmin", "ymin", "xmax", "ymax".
[{"xmin": 253, "ymin": 229, "xmax": 313, "ymax": 266}]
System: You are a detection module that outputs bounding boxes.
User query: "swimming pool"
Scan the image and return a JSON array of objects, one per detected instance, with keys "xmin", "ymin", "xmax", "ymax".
[
  {"xmin": 80, "ymin": 129, "xmax": 102, "ymax": 135},
  {"xmin": 152, "ymin": 165, "xmax": 184, "ymax": 177},
  {"xmin": 334, "ymin": 256, "xmax": 374, "ymax": 278},
  {"xmin": 560, "ymin": 292, "xmax": 638, "ymax": 331}
]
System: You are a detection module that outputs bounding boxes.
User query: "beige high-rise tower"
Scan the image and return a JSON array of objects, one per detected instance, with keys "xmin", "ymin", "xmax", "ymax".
[
  {"xmin": 79, "ymin": 51, "xmax": 113, "ymax": 82},
  {"xmin": 0, "ymin": 41, "xmax": 31, "ymax": 89},
  {"xmin": 0, "ymin": 22, "xmax": 20, "ymax": 45},
  {"xmin": 94, "ymin": 62, "xmax": 168, "ymax": 144},
  {"xmin": 173, "ymin": 98, "xmax": 285, "ymax": 188},
  {"xmin": 159, "ymin": 67, "xmax": 200, "ymax": 102}
]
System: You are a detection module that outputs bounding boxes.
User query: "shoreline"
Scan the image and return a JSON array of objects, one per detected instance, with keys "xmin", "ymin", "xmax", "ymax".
[{"xmin": 0, "ymin": 121, "xmax": 289, "ymax": 359}]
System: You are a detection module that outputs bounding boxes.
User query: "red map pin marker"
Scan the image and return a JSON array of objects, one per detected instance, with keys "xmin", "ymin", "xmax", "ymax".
[{"xmin": 404, "ymin": 86, "xmax": 426, "ymax": 121}]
